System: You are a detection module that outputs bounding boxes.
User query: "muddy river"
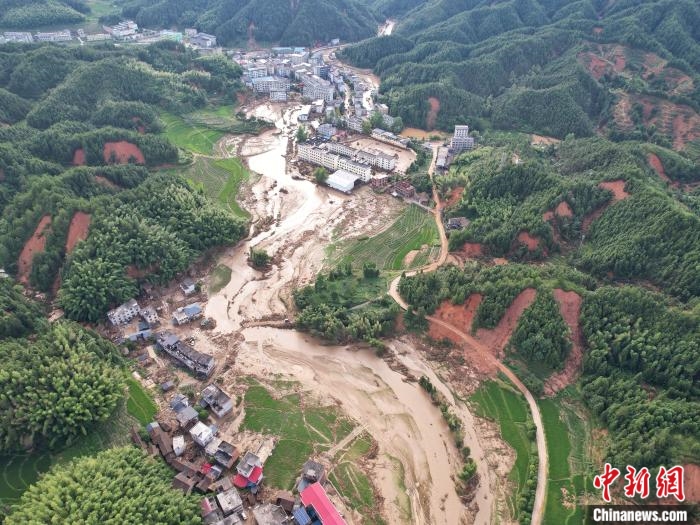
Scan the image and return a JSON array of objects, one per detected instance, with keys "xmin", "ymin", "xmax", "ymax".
[{"xmin": 204, "ymin": 106, "xmax": 497, "ymax": 524}]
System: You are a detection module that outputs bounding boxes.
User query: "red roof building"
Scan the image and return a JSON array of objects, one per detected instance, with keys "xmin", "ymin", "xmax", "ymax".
[
  {"xmin": 233, "ymin": 465, "xmax": 263, "ymax": 488},
  {"xmin": 300, "ymin": 482, "xmax": 347, "ymax": 525}
]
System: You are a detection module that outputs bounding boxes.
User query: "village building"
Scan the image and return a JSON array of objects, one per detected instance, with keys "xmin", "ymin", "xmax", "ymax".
[
  {"xmin": 191, "ymin": 32, "xmax": 217, "ymax": 48},
  {"xmin": 371, "ymin": 128, "xmax": 410, "ymax": 149},
  {"xmin": 300, "ymin": 483, "xmax": 346, "ymax": 525},
  {"xmin": 173, "ymin": 435, "xmax": 186, "ymax": 456},
  {"xmin": 297, "ymin": 460, "xmax": 327, "ymax": 492},
  {"xmin": 300, "ymin": 74, "xmax": 335, "ymax": 103},
  {"xmin": 175, "ymin": 405, "xmax": 199, "ymax": 428},
  {"xmin": 180, "ymin": 278, "xmax": 196, "ymax": 296},
  {"xmin": 436, "ymin": 146, "xmax": 450, "ymax": 170},
  {"xmin": 190, "ymin": 421, "xmax": 215, "ymax": 447},
  {"xmin": 317, "ymin": 123, "xmax": 337, "ymax": 140},
  {"xmin": 107, "ymin": 298, "xmax": 140, "ymax": 326},
  {"xmin": 156, "ymin": 332, "xmax": 215, "ymax": 377},
  {"xmin": 213, "ymin": 440, "xmax": 240, "ymax": 469},
  {"xmin": 326, "ymin": 170, "xmax": 359, "ymax": 194},
  {"xmin": 172, "ymin": 303, "xmax": 204, "ymax": 325},
  {"xmin": 34, "ymin": 30, "xmax": 72, "ymax": 42},
  {"xmin": 251, "ymin": 76, "xmax": 291, "ymax": 94},
  {"xmin": 391, "ymin": 181, "xmax": 416, "ymax": 199},
  {"xmin": 200, "ymin": 384, "xmax": 234, "ymax": 418},
  {"xmin": 447, "ymin": 217, "xmax": 470, "ymax": 230},
  {"xmin": 140, "ymin": 306, "xmax": 159, "ymax": 325},
  {"xmin": 234, "ymin": 451, "xmax": 264, "ymax": 489},
  {"xmin": 216, "ymin": 488, "xmax": 244, "ymax": 517},
  {"xmin": 103, "ymin": 20, "xmax": 138, "ymax": 39},
  {"xmin": 451, "ymin": 125, "xmax": 475, "ymax": 153},
  {"xmin": 275, "ymin": 491, "xmax": 295, "ymax": 514},
  {"xmin": 173, "ymin": 472, "xmax": 198, "ymax": 494},
  {"xmin": 3, "ymin": 32, "xmax": 33, "ymax": 43}
]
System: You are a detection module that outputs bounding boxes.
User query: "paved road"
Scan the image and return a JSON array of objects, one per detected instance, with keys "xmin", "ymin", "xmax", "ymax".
[{"xmin": 386, "ymin": 144, "xmax": 548, "ymax": 525}]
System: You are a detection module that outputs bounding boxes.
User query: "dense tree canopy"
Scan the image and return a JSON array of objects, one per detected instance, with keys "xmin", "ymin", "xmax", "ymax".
[
  {"xmin": 0, "ymin": 322, "xmax": 123, "ymax": 451},
  {"xmin": 0, "ymin": 279, "xmax": 46, "ymax": 339},
  {"xmin": 5, "ymin": 447, "xmax": 201, "ymax": 524}
]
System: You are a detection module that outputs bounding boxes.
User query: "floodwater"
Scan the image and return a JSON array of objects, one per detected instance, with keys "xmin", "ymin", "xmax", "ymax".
[{"xmin": 205, "ymin": 104, "xmax": 495, "ymax": 524}]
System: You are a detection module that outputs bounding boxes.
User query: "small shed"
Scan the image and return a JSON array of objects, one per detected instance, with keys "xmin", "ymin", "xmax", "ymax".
[{"xmin": 176, "ymin": 406, "xmax": 199, "ymax": 428}]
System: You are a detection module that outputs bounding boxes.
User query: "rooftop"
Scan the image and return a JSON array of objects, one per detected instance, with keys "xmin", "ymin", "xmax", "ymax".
[{"xmin": 300, "ymin": 483, "xmax": 346, "ymax": 525}]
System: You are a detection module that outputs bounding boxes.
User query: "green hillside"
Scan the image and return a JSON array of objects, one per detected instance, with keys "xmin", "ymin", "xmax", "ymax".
[
  {"xmin": 341, "ymin": 0, "xmax": 700, "ymax": 150},
  {"xmin": 0, "ymin": 0, "xmax": 88, "ymax": 28},
  {"xmin": 121, "ymin": 0, "xmax": 379, "ymax": 46}
]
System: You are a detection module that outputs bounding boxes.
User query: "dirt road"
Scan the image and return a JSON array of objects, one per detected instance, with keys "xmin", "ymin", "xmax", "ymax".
[{"xmin": 387, "ymin": 144, "xmax": 549, "ymax": 525}]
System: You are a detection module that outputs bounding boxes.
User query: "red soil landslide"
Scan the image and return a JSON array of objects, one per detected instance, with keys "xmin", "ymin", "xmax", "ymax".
[
  {"xmin": 94, "ymin": 175, "xmax": 119, "ymax": 189},
  {"xmin": 17, "ymin": 215, "xmax": 52, "ymax": 285},
  {"xmin": 445, "ymin": 187, "xmax": 463, "ymax": 208},
  {"xmin": 460, "ymin": 242, "xmax": 484, "ymax": 257},
  {"xmin": 72, "ymin": 148, "xmax": 86, "ymax": 166},
  {"xmin": 432, "ymin": 294, "xmax": 483, "ymax": 333},
  {"xmin": 65, "ymin": 211, "xmax": 91, "ymax": 254},
  {"xmin": 544, "ymin": 290, "xmax": 584, "ymax": 396},
  {"xmin": 475, "ymin": 288, "xmax": 537, "ymax": 357},
  {"xmin": 426, "ymin": 97, "xmax": 440, "ymax": 130},
  {"xmin": 555, "ymin": 201, "xmax": 573, "ymax": 217},
  {"xmin": 103, "ymin": 141, "xmax": 145, "ymax": 165},
  {"xmin": 517, "ymin": 231, "xmax": 541, "ymax": 251},
  {"xmin": 599, "ymin": 179, "xmax": 630, "ymax": 201},
  {"xmin": 647, "ymin": 153, "xmax": 673, "ymax": 184},
  {"xmin": 582, "ymin": 180, "xmax": 630, "ymax": 232}
]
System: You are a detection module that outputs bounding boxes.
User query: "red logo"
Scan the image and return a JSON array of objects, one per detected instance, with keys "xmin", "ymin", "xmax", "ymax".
[
  {"xmin": 594, "ymin": 463, "xmax": 621, "ymax": 502},
  {"xmin": 624, "ymin": 466, "xmax": 650, "ymax": 499},
  {"xmin": 656, "ymin": 466, "xmax": 685, "ymax": 502}
]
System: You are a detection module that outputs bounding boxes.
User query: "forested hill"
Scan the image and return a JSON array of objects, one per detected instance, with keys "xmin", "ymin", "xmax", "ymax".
[
  {"xmin": 121, "ymin": 0, "xmax": 379, "ymax": 46},
  {"xmin": 341, "ymin": 0, "xmax": 700, "ymax": 151},
  {"xmin": 0, "ymin": 42, "xmax": 248, "ymax": 322},
  {"xmin": 0, "ymin": 0, "xmax": 89, "ymax": 28}
]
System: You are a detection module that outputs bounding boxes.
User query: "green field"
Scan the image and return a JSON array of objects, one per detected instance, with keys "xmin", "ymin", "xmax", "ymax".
[
  {"xmin": 209, "ymin": 264, "xmax": 233, "ymax": 294},
  {"xmin": 470, "ymin": 379, "xmax": 535, "ymax": 517},
  {"xmin": 330, "ymin": 432, "xmax": 387, "ymax": 525},
  {"xmin": 241, "ymin": 382, "xmax": 356, "ymax": 491},
  {"xmin": 161, "ymin": 112, "xmax": 224, "ymax": 155},
  {"xmin": 172, "ymin": 157, "xmax": 250, "ymax": 218},
  {"xmin": 185, "ymin": 105, "xmax": 270, "ymax": 135},
  {"xmin": 125, "ymin": 378, "xmax": 158, "ymax": 426},
  {"xmin": 329, "ymin": 204, "xmax": 439, "ymax": 271},
  {"xmin": 540, "ymin": 397, "xmax": 595, "ymax": 525}
]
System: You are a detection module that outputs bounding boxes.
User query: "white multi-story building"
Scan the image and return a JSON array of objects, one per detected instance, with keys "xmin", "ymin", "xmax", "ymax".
[
  {"xmin": 104, "ymin": 20, "xmax": 138, "ymax": 39},
  {"xmin": 301, "ymin": 75, "xmax": 335, "ymax": 103},
  {"xmin": 3, "ymin": 32, "xmax": 33, "ymax": 43},
  {"xmin": 338, "ymin": 158, "xmax": 372, "ymax": 181},
  {"xmin": 270, "ymin": 90, "xmax": 288, "ymax": 102},
  {"xmin": 107, "ymin": 299, "xmax": 140, "ymax": 326},
  {"xmin": 251, "ymin": 76, "xmax": 290, "ymax": 94},
  {"xmin": 35, "ymin": 30, "xmax": 72, "ymax": 42},
  {"xmin": 326, "ymin": 143, "xmax": 396, "ymax": 172},
  {"xmin": 451, "ymin": 125, "xmax": 475, "ymax": 152}
]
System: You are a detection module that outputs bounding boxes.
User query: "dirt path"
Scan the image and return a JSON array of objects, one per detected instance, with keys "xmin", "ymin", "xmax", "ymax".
[{"xmin": 387, "ymin": 145, "xmax": 548, "ymax": 525}]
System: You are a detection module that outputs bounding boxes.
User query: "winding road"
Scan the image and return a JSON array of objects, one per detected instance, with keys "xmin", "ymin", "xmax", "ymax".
[{"xmin": 387, "ymin": 145, "xmax": 548, "ymax": 525}]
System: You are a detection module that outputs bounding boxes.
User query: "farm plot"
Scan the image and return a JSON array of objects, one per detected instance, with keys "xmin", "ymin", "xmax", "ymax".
[
  {"xmin": 241, "ymin": 382, "xmax": 356, "ymax": 491},
  {"xmin": 540, "ymin": 397, "xmax": 595, "ymax": 525},
  {"xmin": 329, "ymin": 431, "xmax": 387, "ymax": 525},
  {"xmin": 160, "ymin": 112, "xmax": 223, "ymax": 155},
  {"xmin": 469, "ymin": 379, "xmax": 535, "ymax": 517},
  {"xmin": 174, "ymin": 157, "xmax": 249, "ymax": 218},
  {"xmin": 331, "ymin": 204, "xmax": 439, "ymax": 271}
]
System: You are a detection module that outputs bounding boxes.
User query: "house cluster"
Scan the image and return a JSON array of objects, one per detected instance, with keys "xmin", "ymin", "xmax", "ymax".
[
  {"xmin": 107, "ymin": 298, "xmax": 160, "ymax": 341},
  {"xmin": 238, "ymin": 48, "xmax": 342, "ymax": 106},
  {"xmin": 2, "ymin": 30, "xmax": 70, "ymax": 43},
  {"xmin": 436, "ymin": 125, "xmax": 477, "ymax": 171}
]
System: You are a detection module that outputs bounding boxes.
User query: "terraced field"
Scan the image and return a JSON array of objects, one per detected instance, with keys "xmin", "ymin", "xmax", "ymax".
[
  {"xmin": 125, "ymin": 378, "xmax": 158, "ymax": 426},
  {"xmin": 0, "ymin": 399, "xmax": 138, "ymax": 509},
  {"xmin": 330, "ymin": 204, "xmax": 439, "ymax": 271}
]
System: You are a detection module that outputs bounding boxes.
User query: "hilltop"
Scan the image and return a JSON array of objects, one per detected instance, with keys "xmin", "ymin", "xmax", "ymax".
[{"xmin": 121, "ymin": 0, "xmax": 379, "ymax": 46}]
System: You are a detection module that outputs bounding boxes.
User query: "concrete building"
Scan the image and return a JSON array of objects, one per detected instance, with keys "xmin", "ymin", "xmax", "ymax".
[
  {"xmin": 251, "ymin": 76, "xmax": 290, "ymax": 94},
  {"xmin": 107, "ymin": 298, "xmax": 140, "ymax": 326},
  {"xmin": 301, "ymin": 75, "xmax": 335, "ymax": 103},
  {"xmin": 270, "ymin": 90, "xmax": 287, "ymax": 102},
  {"xmin": 172, "ymin": 303, "xmax": 203, "ymax": 325},
  {"xmin": 345, "ymin": 116, "xmax": 364, "ymax": 133},
  {"xmin": 104, "ymin": 20, "xmax": 138, "ymax": 39},
  {"xmin": 327, "ymin": 142, "xmax": 397, "ymax": 172},
  {"xmin": 337, "ymin": 158, "xmax": 372, "ymax": 181},
  {"xmin": 298, "ymin": 144, "xmax": 373, "ymax": 181},
  {"xmin": 326, "ymin": 170, "xmax": 359, "ymax": 193},
  {"xmin": 156, "ymin": 332, "xmax": 215, "ymax": 378},
  {"xmin": 451, "ymin": 125, "xmax": 475, "ymax": 152},
  {"xmin": 252, "ymin": 504, "xmax": 287, "ymax": 525},
  {"xmin": 436, "ymin": 146, "xmax": 450, "ymax": 170},
  {"xmin": 86, "ymin": 33, "xmax": 111, "ymax": 42},
  {"xmin": 371, "ymin": 128, "xmax": 410, "ymax": 149},
  {"xmin": 216, "ymin": 488, "xmax": 244, "ymax": 517},
  {"xmin": 200, "ymin": 384, "xmax": 234, "ymax": 418},
  {"xmin": 3, "ymin": 32, "xmax": 33, "ymax": 43},
  {"xmin": 191, "ymin": 32, "xmax": 217, "ymax": 48},
  {"xmin": 34, "ymin": 30, "xmax": 72, "ymax": 42},
  {"xmin": 190, "ymin": 421, "xmax": 214, "ymax": 447},
  {"xmin": 317, "ymin": 123, "xmax": 337, "ymax": 139},
  {"xmin": 298, "ymin": 105, "xmax": 312, "ymax": 122}
]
